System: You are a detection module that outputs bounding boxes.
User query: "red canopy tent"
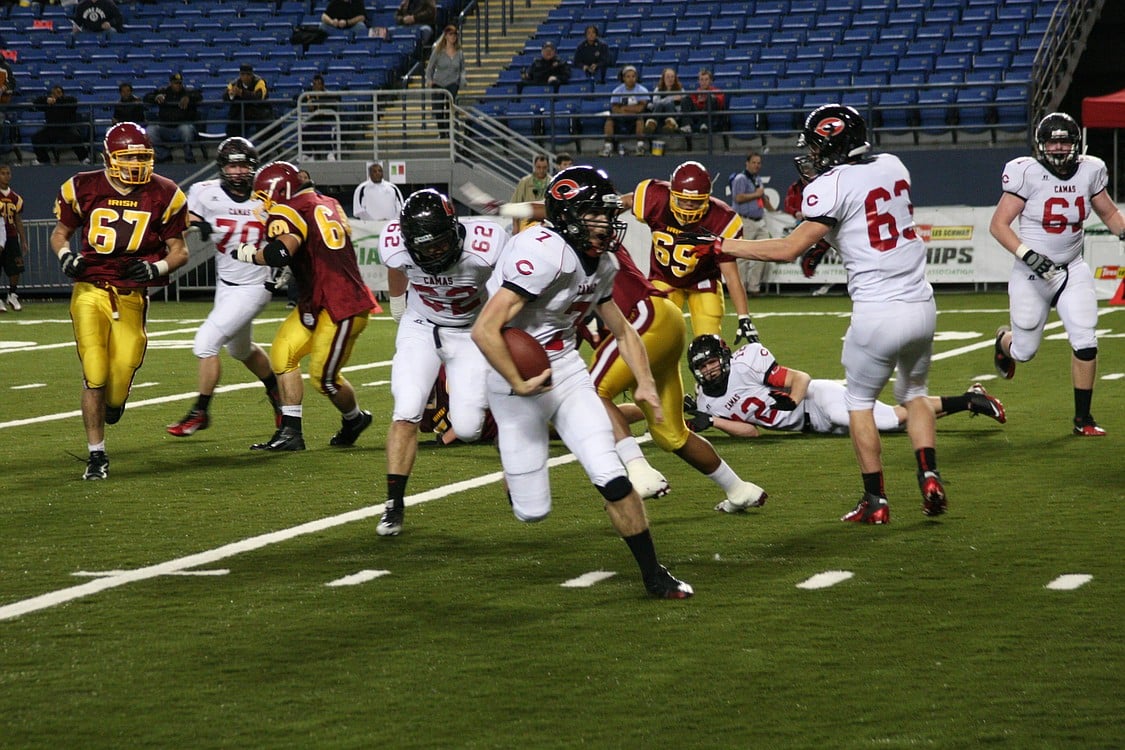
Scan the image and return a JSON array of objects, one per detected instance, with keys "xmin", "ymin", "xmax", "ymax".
[
  {"xmin": 1082, "ymin": 89, "xmax": 1125, "ymax": 200},
  {"xmin": 1082, "ymin": 88, "xmax": 1125, "ymax": 128}
]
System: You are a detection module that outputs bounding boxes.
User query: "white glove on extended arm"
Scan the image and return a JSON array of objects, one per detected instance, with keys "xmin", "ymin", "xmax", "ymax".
[{"xmin": 235, "ymin": 243, "xmax": 259, "ymax": 264}]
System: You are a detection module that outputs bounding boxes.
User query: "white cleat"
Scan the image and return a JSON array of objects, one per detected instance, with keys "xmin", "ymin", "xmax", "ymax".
[
  {"xmin": 627, "ymin": 461, "xmax": 671, "ymax": 499},
  {"xmin": 714, "ymin": 481, "xmax": 768, "ymax": 513}
]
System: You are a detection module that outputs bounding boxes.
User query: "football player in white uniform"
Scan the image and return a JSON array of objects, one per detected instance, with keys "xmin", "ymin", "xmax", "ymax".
[
  {"xmin": 711, "ymin": 104, "xmax": 944, "ymax": 524},
  {"xmin": 376, "ymin": 189, "xmax": 509, "ymax": 537},
  {"xmin": 989, "ymin": 112, "xmax": 1125, "ymax": 437},
  {"xmin": 168, "ymin": 137, "xmax": 281, "ymax": 437},
  {"xmin": 666, "ymin": 335, "xmax": 1006, "ymax": 439},
  {"xmin": 471, "ymin": 166, "xmax": 692, "ymax": 599}
]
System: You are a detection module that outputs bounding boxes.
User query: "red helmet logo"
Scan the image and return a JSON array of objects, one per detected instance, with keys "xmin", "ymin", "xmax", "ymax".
[
  {"xmin": 548, "ymin": 178, "xmax": 580, "ymax": 201},
  {"xmin": 814, "ymin": 117, "xmax": 846, "ymax": 138}
]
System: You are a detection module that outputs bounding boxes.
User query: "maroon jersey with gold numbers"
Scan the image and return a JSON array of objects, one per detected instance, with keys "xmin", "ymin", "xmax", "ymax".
[
  {"xmin": 262, "ymin": 189, "xmax": 376, "ymax": 322},
  {"xmin": 0, "ymin": 185, "xmax": 23, "ymax": 241},
  {"xmin": 632, "ymin": 178, "xmax": 743, "ymax": 291},
  {"xmin": 53, "ymin": 170, "xmax": 188, "ymax": 288}
]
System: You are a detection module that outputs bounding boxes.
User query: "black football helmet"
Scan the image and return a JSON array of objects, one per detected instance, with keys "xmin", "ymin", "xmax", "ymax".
[
  {"xmin": 688, "ymin": 334, "xmax": 732, "ymax": 398},
  {"xmin": 1034, "ymin": 112, "xmax": 1082, "ymax": 179},
  {"xmin": 544, "ymin": 166, "xmax": 626, "ymax": 255},
  {"xmin": 794, "ymin": 103, "xmax": 871, "ymax": 181},
  {"xmin": 216, "ymin": 137, "xmax": 259, "ymax": 195},
  {"xmin": 400, "ymin": 188, "xmax": 465, "ymax": 275}
]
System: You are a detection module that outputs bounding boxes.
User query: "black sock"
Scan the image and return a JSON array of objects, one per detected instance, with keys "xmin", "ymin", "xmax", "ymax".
[
  {"xmin": 1074, "ymin": 388, "xmax": 1092, "ymax": 420},
  {"xmin": 281, "ymin": 414, "xmax": 302, "ymax": 431},
  {"xmin": 623, "ymin": 528, "xmax": 660, "ymax": 580},
  {"xmin": 941, "ymin": 394, "xmax": 970, "ymax": 415},
  {"xmin": 915, "ymin": 447, "xmax": 938, "ymax": 474},
  {"xmin": 387, "ymin": 474, "xmax": 409, "ymax": 509},
  {"xmin": 195, "ymin": 393, "xmax": 212, "ymax": 412},
  {"xmin": 262, "ymin": 373, "xmax": 278, "ymax": 392},
  {"xmin": 862, "ymin": 471, "xmax": 885, "ymax": 498}
]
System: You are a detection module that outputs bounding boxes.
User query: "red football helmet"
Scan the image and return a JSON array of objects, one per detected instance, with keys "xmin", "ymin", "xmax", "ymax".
[
  {"xmin": 669, "ymin": 161, "xmax": 712, "ymax": 226},
  {"xmin": 252, "ymin": 161, "xmax": 304, "ymax": 212},
  {"xmin": 103, "ymin": 122, "xmax": 154, "ymax": 185}
]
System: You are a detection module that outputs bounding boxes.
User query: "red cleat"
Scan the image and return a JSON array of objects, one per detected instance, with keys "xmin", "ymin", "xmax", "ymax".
[
  {"xmin": 918, "ymin": 470, "xmax": 947, "ymax": 517},
  {"xmin": 841, "ymin": 493, "xmax": 890, "ymax": 524},
  {"xmin": 167, "ymin": 410, "xmax": 209, "ymax": 437},
  {"xmin": 1073, "ymin": 416, "xmax": 1106, "ymax": 437}
]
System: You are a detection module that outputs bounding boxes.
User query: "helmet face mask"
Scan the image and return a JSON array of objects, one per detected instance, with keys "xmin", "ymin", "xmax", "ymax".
[
  {"xmin": 688, "ymin": 334, "xmax": 732, "ymax": 398},
  {"xmin": 795, "ymin": 104, "xmax": 871, "ymax": 180},
  {"xmin": 103, "ymin": 122, "xmax": 154, "ymax": 186},
  {"xmin": 669, "ymin": 161, "xmax": 712, "ymax": 225},
  {"xmin": 252, "ymin": 161, "xmax": 303, "ymax": 213},
  {"xmin": 400, "ymin": 188, "xmax": 465, "ymax": 275},
  {"xmin": 1035, "ymin": 112, "xmax": 1082, "ymax": 179},
  {"xmin": 544, "ymin": 166, "xmax": 626, "ymax": 255},
  {"xmin": 217, "ymin": 137, "xmax": 259, "ymax": 195}
]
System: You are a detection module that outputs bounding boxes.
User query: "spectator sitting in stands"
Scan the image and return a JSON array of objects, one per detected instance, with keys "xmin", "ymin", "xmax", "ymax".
[
  {"xmin": 553, "ymin": 152, "xmax": 573, "ymax": 173},
  {"xmin": 112, "ymin": 82, "xmax": 146, "ymax": 126},
  {"xmin": 71, "ymin": 0, "xmax": 124, "ymax": 34},
  {"xmin": 394, "ymin": 0, "xmax": 435, "ymax": 44},
  {"xmin": 144, "ymin": 73, "xmax": 202, "ymax": 164},
  {"xmin": 31, "ymin": 85, "xmax": 89, "ymax": 165},
  {"xmin": 0, "ymin": 55, "xmax": 19, "ymax": 164},
  {"xmin": 602, "ymin": 64, "xmax": 650, "ymax": 157},
  {"xmin": 646, "ymin": 67, "xmax": 684, "ymax": 136},
  {"xmin": 573, "ymin": 25, "xmax": 611, "ymax": 83},
  {"xmin": 520, "ymin": 40, "xmax": 570, "ymax": 93},
  {"xmin": 223, "ymin": 64, "xmax": 270, "ymax": 139},
  {"xmin": 301, "ymin": 73, "xmax": 340, "ymax": 159},
  {"xmin": 320, "ymin": 0, "xmax": 367, "ymax": 37},
  {"xmin": 680, "ymin": 68, "xmax": 726, "ymax": 135}
]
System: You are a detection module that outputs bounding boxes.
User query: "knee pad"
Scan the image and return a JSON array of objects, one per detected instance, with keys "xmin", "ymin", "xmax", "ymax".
[
  {"xmin": 1074, "ymin": 346, "xmax": 1097, "ymax": 362},
  {"xmin": 597, "ymin": 475, "xmax": 632, "ymax": 502}
]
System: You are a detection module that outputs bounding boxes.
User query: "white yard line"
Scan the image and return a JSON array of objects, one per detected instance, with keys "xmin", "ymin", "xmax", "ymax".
[
  {"xmin": 0, "ymin": 453, "xmax": 585, "ymax": 621},
  {"xmin": 1045, "ymin": 574, "xmax": 1093, "ymax": 591},
  {"xmin": 560, "ymin": 571, "xmax": 618, "ymax": 588},
  {"xmin": 796, "ymin": 571, "xmax": 855, "ymax": 590},
  {"xmin": 326, "ymin": 570, "xmax": 391, "ymax": 587}
]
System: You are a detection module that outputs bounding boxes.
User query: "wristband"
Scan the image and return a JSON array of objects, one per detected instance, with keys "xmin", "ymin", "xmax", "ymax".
[
  {"xmin": 262, "ymin": 238, "xmax": 291, "ymax": 266},
  {"xmin": 154, "ymin": 259, "xmax": 170, "ymax": 276},
  {"xmin": 389, "ymin": 293, "xmax": 406, "ymax": 322},
  {"xmin": 1017, "ymin": 243, "xmax": 1032, "ymax": 260}
]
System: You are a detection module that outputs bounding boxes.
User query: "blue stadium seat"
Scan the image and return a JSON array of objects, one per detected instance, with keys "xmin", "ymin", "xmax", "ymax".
[
  {"xmin": 917, "ymin": 87, "xmax": 955, "ymax": 132},
  {"xmin": 994, "ymin": 83, "xmax": 1027, "ymax": 132},
  {"xmin": 898, "ymin": 56, "xmax": 934, "ymax": 75},
  {"xmin": 877, "ymin": 26, "xmax": 912, "ymax": 42},
  {"xmin": 875, "ymin": 89, "xmax": 918, "ymax": 131},
  {"xmin": 762, "ymin": 92, "xmax": 802, "ymax": 131},
  {"xmin": 954, "ymin": 86, "xmax": 995, "ymax": 133}
]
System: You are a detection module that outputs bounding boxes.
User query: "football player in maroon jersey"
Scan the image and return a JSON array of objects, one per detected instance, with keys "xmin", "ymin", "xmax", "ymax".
[
  {"xmin": 50, "ymin": 122, "xmax": 190, "ymax": 480},
  {"xmin": 621, "ymin": 161, "xmax": 759, "ymax": 344},
  {"xmin": 234, "ymin": 161, "xmax": 377, "ymax": 451}
]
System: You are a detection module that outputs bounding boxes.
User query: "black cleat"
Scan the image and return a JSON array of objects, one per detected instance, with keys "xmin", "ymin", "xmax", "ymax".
[
  {"xmin": 105, "ymin": 404, "xmax": 125, "ymax": 425},
  {"xmin": 250, "ymin": 426, "xmax": 306, "ymax": 451},
  {"xmin": 376, "ymin": 500, "xmax": 404, "ymax": 536},
  {"xmin": 83, "ymin": 450, "xmax": 109, "ymax": 480},
  {"xmin": 329, "ymin": 410, "xmax": 372, "ymax": 446},
  {"xmin": 966, "ymin": 383, "xmax": 1006, "ymax": 424},
  {"xmin": 644, "ymin": 565, "xmax": 694, "ymax": 599}
]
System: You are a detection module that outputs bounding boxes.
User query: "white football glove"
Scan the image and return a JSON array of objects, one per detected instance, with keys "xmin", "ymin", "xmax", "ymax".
[
  {"xmin": 1020, "ymin": 246, "xmax": 1063, "ymax": 281},
  {"xmin": 235, "ymin": 243, "xmax": 259, "ymax": 263}
]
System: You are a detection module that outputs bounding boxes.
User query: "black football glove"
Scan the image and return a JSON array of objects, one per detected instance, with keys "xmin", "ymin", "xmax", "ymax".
[
  {"xmin": 734, "ymin": 315, "xmax": 759, "ymax": 345},
  {"xmin": 58, "ymin": 250, "xmax": 87, "ymax": 279},
  {"xmin": 769, "ymin": 390, "xmax": 798, "ymax": 411},
  {"xmin": 123, "ymin": 259, "xmax": 160, "ymax": 282},
  {"xmin": 190, "ymin": 219, "xmax": 213, "ymax": 242},
  {"xmin": 799, "ymin": 239, "xmax": 832, "ymax": 278},
  {"xmin": 683, "ymin": 394, "xmax": 698, "ymax": 413},
  {"xmin": 1021, "ymin": 248, "xmax": 1064, "ymax": 281},
  {"xmin": 676, "ymin": 230, "xmax": 722, "ymax": 256},
  {"xmin": 687, "ymin": 409, "xmax": 713, "ymax": 432}
]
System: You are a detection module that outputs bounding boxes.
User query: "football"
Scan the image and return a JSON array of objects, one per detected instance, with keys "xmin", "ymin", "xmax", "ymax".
[{"xmin": 502, "ymin": 327, "xmax": 551, "ymax": 385}]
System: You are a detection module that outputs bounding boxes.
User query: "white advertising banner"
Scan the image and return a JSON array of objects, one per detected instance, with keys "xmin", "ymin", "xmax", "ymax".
[{"xmin": 349, "ymin": 218, "xmax": 389, "ymax": 293}]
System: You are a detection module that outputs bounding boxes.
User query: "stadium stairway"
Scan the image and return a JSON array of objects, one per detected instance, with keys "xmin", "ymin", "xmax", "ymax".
[{"xmin": 378, "ymin": 0, "xmax": 561, "ymax": 146}]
